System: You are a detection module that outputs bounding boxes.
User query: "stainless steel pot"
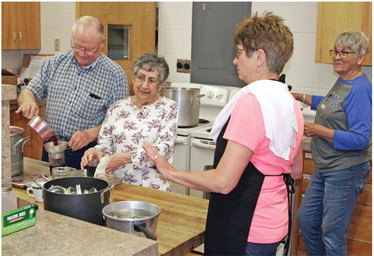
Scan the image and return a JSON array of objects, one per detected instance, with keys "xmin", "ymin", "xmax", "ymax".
[
  {"xmin": 43, "ymin": 177, "xmax": 113, "ymax": 225},
  {"xmin": 10, "ymin": 126, "xmax": 31, "ymax": 176},
  {"xmin": 102, "ymin": 201, "xmax": 161, "ymax": 240},
  {"xmin": 161, "ymin": 87, "xmax": 204, "ymax": 127}
]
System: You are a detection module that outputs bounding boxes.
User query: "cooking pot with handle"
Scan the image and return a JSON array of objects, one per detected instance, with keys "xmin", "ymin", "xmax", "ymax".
[
  {"xmin": 43, "ymin": 177, "xmax": 113, "ymax": 225},
  {"xmin": 10, "ymin": 126, "xmax": 31, "ymax": 176},
  {"xmin": 102, "ymin": 201, "xmax": 161, "ymax": 240},
  {"xmin": 160, "ymin": 87, "xmax": 204, "ymax": 127}
]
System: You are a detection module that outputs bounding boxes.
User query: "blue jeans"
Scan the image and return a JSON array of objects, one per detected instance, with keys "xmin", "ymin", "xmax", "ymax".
[{"xmin": 297, "ymin": 161, "xmax": 370, "ymax": 256}]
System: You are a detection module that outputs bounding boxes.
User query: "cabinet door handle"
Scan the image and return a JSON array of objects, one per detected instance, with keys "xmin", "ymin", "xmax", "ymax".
[
  {"xmin": 18, "ymin": 32, "xmax": 22, "ymax": 41},
  {"xmin": 12, "ymin": 32, "xmax": 16, "ymax": 42}
]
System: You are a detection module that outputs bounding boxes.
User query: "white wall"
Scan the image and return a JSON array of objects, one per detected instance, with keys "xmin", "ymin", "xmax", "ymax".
[
  {"xmin": 2, "ymin": 1, "xmax": 371, "ymax": 96},
  {"xmin": 157, "ymin": 2, "xmax": 372, "ymax": 96}
]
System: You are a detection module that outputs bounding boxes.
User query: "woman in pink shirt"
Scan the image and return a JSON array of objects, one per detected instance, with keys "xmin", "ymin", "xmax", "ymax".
[{"xmin": 144, "ymin": 12, "xmax": 304, "ymax": 256}]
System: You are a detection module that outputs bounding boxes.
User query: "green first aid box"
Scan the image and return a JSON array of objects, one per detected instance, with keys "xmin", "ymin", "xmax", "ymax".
[{"xmin": 2, "ymin": 204, "xmax": 38, "ymax": 236}]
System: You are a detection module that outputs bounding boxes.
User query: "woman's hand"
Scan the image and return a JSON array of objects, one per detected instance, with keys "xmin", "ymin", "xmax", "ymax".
[
  {"xmin": 143, "ymin": 141, "xmax": 174, "ymax": 180},
  {"xmin": 81, "ymin": 147, "xmax": 101, "ymax": 169},
  {"xmin": 106, "ymin": 152, "xmax": 131, "ymax": 173},
  {"xmin": 304, "ymin": 122, "xmax": 334, "ymax": 142}
]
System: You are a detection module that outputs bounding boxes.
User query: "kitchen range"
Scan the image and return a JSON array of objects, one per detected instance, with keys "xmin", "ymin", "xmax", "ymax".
[{"xmin": 168, "ymin": 82, "xmax": 241, "ymax": 198}]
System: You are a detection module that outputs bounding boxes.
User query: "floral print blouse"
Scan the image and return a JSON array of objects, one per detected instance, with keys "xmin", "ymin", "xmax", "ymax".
[{"xmin": 95, "ymin": 96, "xmax": 179, "ymax": 191}]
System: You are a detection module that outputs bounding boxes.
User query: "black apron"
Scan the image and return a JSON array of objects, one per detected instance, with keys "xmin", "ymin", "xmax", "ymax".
[{"xmin": 204, "ymin": 119, "xmax": 294, "ymax": 256}]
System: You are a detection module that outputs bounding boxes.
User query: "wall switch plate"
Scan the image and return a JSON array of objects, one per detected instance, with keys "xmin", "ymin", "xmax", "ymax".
[{"xmin": 54, "ymin": 39, "xmax": 60, "ymax": 51}]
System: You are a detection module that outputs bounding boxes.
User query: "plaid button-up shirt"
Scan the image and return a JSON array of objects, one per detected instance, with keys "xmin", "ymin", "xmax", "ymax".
[{"xmin": 27, "ymin": 52, "xmax": 128, "ymax": 139}]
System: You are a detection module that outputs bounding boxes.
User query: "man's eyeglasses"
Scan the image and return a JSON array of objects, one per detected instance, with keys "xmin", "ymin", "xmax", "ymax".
[
  {"xmin": 70, "ymin": 40, "xmax": 102, "ymax": 55},
  {"xmin": 134, "ymin": 74, "xmax": 159, "ymax": 87},
  {"xmin": 329, "ymin": 50, "xmax": 356, "ymax": 59},
  {"xmin": 235, "ymin": 48, "xmax": 246, "ymax": 59}
]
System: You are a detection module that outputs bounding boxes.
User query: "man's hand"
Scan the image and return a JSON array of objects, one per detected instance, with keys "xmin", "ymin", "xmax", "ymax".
[
  {"xmin": 15, "ymin": 102, "xmax": 40, "ymax": 119},
  {"xmin": 16, "ymin": 88, "xmax": 39, "ymax": 119},
  {"xmin": 69, "ymin": 130, "xmax": 92, "ymax": 151},
  {"xmin": 69, "ymin": 125, "xmax": 101, "ymax": 151}
]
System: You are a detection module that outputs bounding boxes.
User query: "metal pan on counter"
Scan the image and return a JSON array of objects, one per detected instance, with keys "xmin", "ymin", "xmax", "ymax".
[{"xmin": 43, "ymin": 177, "xmax": 114, "ymax": 225}]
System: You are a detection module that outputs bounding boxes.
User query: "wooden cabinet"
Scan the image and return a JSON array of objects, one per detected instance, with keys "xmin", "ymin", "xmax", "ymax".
[
  {"xmin": 2, "ymin": 2, "xmax": 41, "ymax": 50},
  {"xmin": 10, "ymin": 102, "xmax": 45, "ymax": 160},
  {"xmin": 294, "ymin": 151, "xmax": 372, "ymax": 256},
  {"xmin": 315, "ymin": 2, "xmax": 372, "ymax": 66}
]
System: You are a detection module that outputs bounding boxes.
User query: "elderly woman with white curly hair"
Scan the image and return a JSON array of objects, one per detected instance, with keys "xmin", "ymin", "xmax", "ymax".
[{"xmin": 81, "ymin": 53, "xmax": 178, "ymax": 191}]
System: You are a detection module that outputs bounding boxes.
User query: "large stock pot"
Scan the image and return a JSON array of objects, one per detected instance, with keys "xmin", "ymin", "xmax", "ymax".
[
  {"xmin": 161, "ymin": 87, "xmax": 204, "ymax": 127},
  {"xmin": 10, "ymin": 126, "xmax": 31, "ymax": 176}
]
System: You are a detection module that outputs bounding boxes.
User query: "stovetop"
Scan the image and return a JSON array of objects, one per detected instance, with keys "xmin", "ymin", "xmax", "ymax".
[{"xmin": 177, "ymin": 119, "xmax": 212, "ymax": 136}]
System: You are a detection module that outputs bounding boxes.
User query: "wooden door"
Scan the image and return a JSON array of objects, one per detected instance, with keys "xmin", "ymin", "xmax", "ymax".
[
  {"xmin": 76, "ymin": 2, "xmax": 157, "ymax": 95},
  {"xmin": 315, "ymin": 2, "xmax": 372, "ymax": 66}
]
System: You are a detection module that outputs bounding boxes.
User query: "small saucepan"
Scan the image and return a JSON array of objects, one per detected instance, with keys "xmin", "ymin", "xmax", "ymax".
[
  {"xmin": 102, "ymin": 201, "xmax": 161, "ymax": 240},
  {"xmin": 28, "ymin": 115, "xmax": 56, "ymax": 142}
]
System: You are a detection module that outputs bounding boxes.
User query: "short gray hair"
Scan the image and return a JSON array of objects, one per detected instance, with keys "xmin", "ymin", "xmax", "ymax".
[
  {"xmin": 335, "ymin": 30, "xmax": 369, "ymax": 57},
  {"xmin": 132, "ymin": 53, "xmax": 170, "ymax": 85},
  {"xmin": 72, "ymin": 16, "xmax": 104, "ymax": 40}
]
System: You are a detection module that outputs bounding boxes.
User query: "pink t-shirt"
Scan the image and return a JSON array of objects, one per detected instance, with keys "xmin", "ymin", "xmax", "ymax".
[{"xmin": 224, "ymin": 92, "xmax": 304, "ymax": 243}]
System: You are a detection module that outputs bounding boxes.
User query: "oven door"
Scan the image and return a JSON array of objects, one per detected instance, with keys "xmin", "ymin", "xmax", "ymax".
[
  {"xmin": 190, "ymin": 137, "xmax": 216, "ymax": 198},
  {"xmin": 171, "ymin": 135, "xmax": 190, "ymax": 195}
]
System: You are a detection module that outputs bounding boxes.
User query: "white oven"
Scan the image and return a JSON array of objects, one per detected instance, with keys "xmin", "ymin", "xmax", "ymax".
[{"xmin": 170, "ymin": 83, "xmax": 241, "ymax": 198}]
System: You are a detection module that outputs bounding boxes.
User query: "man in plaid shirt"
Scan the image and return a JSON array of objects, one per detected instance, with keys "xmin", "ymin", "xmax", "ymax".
[{"xmin": 16, "ymin": 16, "xmax": 128, "ymax": 169}]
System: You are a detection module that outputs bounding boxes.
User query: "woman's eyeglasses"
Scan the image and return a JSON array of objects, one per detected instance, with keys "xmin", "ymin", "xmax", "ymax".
[
  {"xmin": 134, "ymin": 74, "xmax": 159, "ymax": 87},
  {"xmin": 235, "ymin": 48, "xmax": 246, "ymax": 59},
  {"xmin": 329, "ymin": 50, "xmax": 356, "ymax": 59}
]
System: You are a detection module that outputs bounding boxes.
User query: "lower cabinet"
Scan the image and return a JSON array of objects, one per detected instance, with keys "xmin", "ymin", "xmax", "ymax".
[
  {"xmin": 293, "ymin": 151, "xmax": 372, "ymax": 255},
  {"xmin": 10, "ymin": 103, "xmax": 45, "ymax": 160}
]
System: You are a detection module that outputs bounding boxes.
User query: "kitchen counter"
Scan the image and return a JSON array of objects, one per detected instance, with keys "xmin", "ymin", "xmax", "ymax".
[
  {"xmin": 2, "ymin": 207, "xmax": 158, "ymax": 256},
  {"xmin": 9, "ymin": 158, "xmax": 209, "ymax": 256}
]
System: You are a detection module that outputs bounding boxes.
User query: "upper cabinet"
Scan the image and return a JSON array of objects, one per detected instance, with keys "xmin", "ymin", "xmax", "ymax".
[
  {"xmin": 315, "ymin": 2, "xmax": 372, "ymax": 66},
  {"xmin": 2, "ymin": 2, "xmax": 41, "ymax": 50}
]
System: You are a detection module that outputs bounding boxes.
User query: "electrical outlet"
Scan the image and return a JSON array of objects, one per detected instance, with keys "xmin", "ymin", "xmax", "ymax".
[
  {"xmin": 54, "ymin": 39, "xmax": 60, "ymax": 51},
  {"xmin": 176, "ymin": 59, "xmax": 184, "ymax": 73},
  {"xmin": 176, "ymin": 59, "xmax": 191, "ymax": 73},
  {"xmin": 183, "ymin": 59, "xmax": 190, "ymax": 73}
]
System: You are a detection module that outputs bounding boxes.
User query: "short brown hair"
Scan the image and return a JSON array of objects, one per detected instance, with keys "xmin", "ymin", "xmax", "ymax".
[{"xmin": 234, "ymin": 12, "xmax": 293, "ymax": 74}]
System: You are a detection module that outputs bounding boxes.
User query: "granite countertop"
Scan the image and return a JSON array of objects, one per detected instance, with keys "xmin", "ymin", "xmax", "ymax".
[{"xmin": 2, "ymin": 208, "xmax": 158, "ymax": 256}]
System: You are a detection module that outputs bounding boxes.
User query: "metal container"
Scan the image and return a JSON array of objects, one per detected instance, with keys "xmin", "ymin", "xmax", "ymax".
[
  {"xmin": 102, "ymin": 201, "xmax": 161, "ymax": 240},
  {"xmin": 43, "ymin": 177, "xmax": 112, "ymax": 225},
  {"xmin": 27, "ymin": 114, "xmax": 55, "ymax": 142},
  {"xmin": 161, "ymin": 87, "xmax": 204, "ymax": 127},
  {"xmin": 10, "ymin": 126, "xmax": 31, "ymax": 176}
]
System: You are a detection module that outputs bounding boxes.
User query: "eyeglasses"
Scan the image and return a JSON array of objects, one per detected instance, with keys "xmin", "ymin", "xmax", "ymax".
[
  {"xmin": 235, "ymin": 48, "xmax": 246, "ymax": 58},
  {"xmin": 329, "ymin": 50, "xmax": 356, "ymax": 59},
  {"xmin": 70, "ymin": 40, "xmax": 102, "ymax": 55},
  {"xmin": 134, "ymin": 74, "xmax": 159, "ymax": 87}
]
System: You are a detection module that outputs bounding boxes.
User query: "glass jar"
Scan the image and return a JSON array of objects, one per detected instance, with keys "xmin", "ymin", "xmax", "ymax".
[{"xmin": 51, "ymin": 166, "xmax": 71, "ymax": 179}]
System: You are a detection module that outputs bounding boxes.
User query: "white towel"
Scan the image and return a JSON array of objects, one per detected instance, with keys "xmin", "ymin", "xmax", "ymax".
[
  {"xmin": 209, "ymin": 80, "xmax": 298, "ymax": 160},
  {"xmin": 94, "ymin": 155, "xmax": 110, "ymax": 177}
]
